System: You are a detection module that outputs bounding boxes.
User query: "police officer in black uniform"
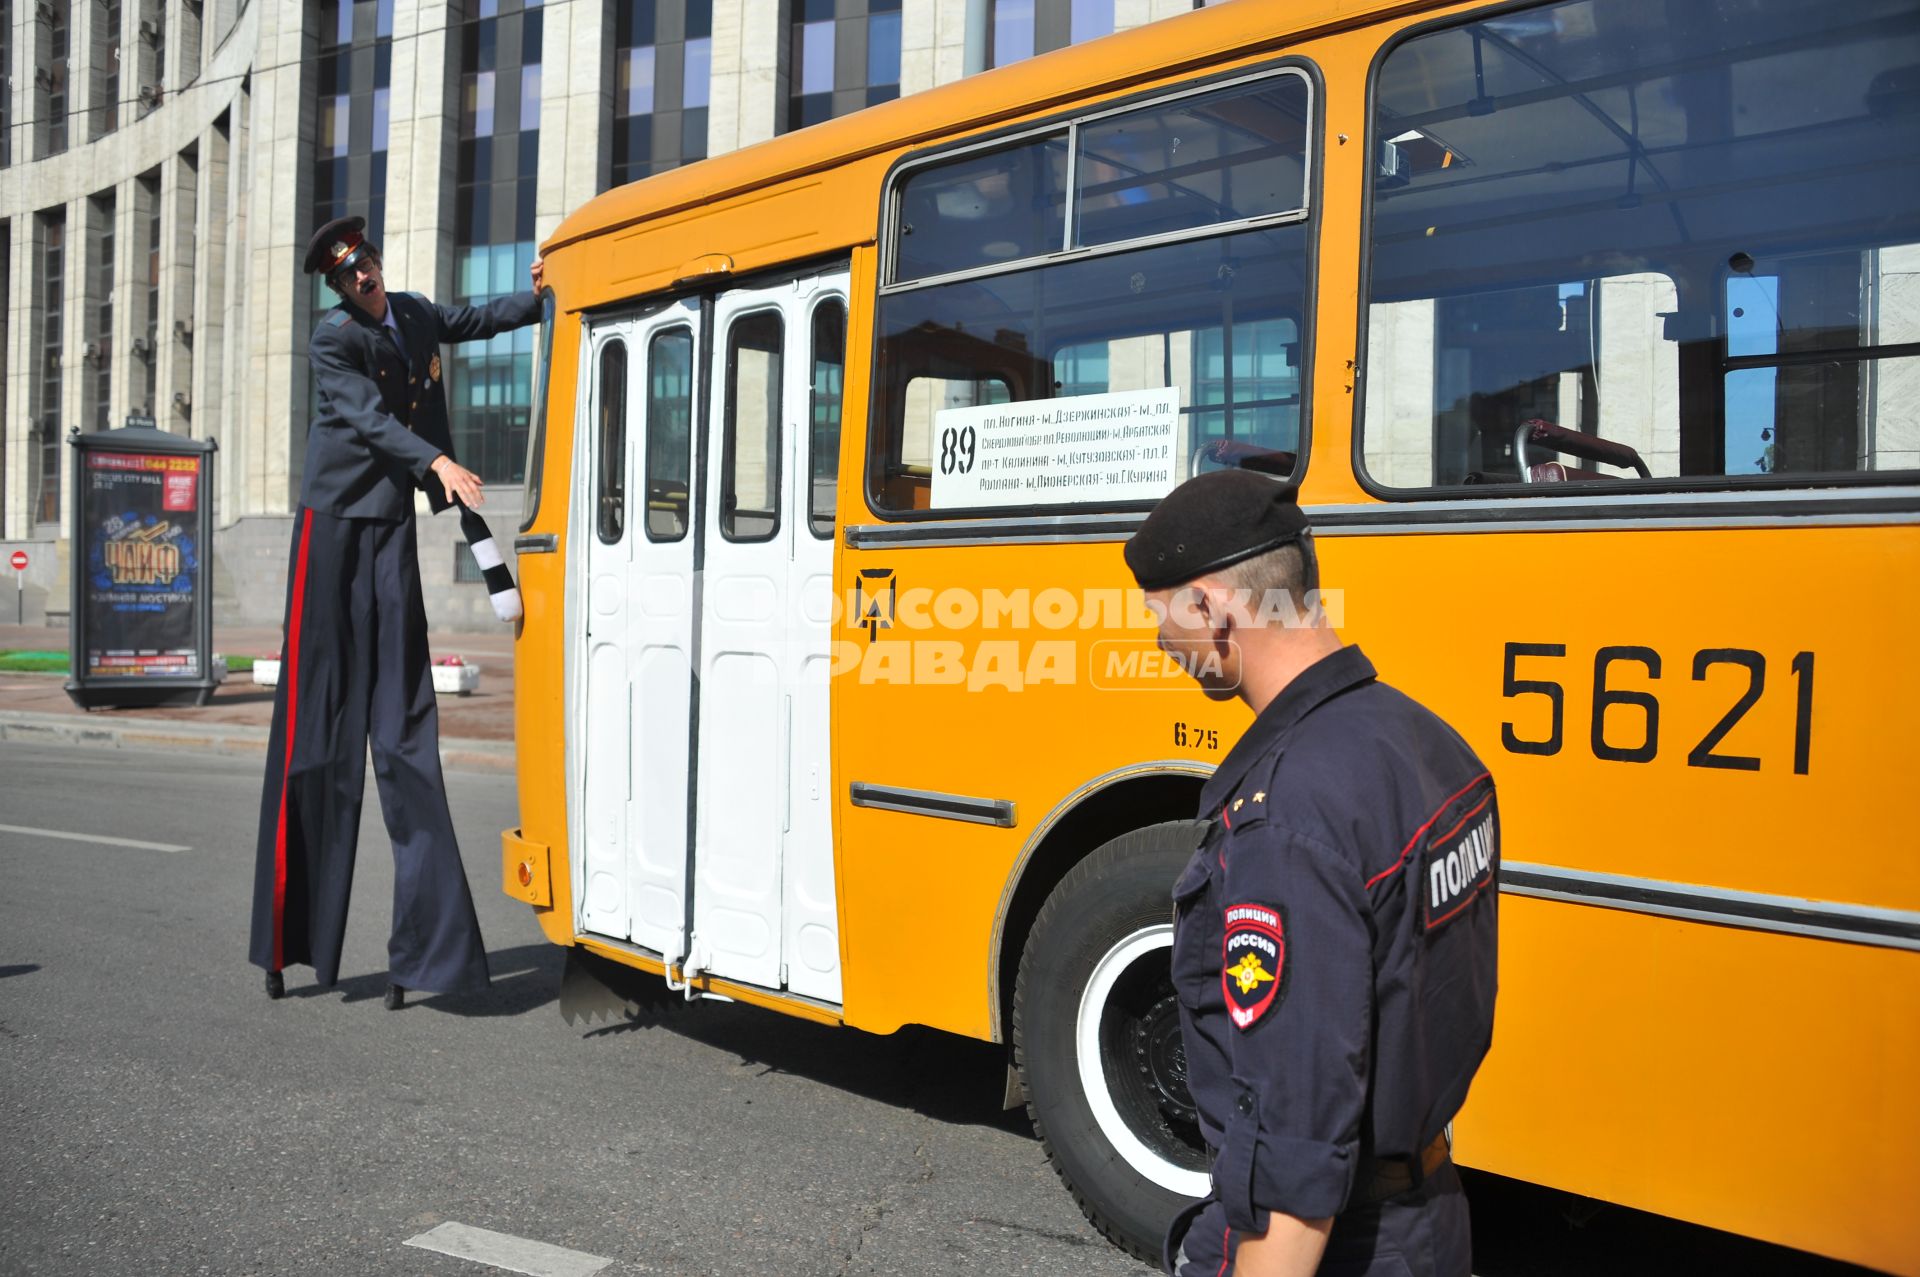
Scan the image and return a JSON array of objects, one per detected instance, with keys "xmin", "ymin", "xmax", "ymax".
[
  {"xmin": 1124, "ymin": 468, "xmax": 1499, "ymax": 1277},
  {"xmin": 248, "ymin": 216, "xmax": 543, "ymax": 1009}
]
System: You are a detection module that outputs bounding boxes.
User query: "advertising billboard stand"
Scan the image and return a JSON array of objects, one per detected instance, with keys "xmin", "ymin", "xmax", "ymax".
[{"xmin": 65, "ymin": 426, "xmax": 221, "ymax": 709}]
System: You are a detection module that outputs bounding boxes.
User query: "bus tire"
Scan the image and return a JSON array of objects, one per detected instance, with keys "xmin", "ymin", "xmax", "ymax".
[{"xmin": 1014, "ymin": 821, "xmax": 1212, "ymax": 1260}]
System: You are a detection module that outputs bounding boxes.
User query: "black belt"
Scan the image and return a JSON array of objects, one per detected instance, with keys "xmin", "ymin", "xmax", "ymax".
[{"xmin": 1354, "ymin": 1134, "xmax": 1450, "ymax": 1206}]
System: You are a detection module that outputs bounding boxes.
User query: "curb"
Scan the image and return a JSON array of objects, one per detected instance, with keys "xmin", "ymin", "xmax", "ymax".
[{"xmin": 0, "ymin": 710, "xmax": 516, "ymax": 773}]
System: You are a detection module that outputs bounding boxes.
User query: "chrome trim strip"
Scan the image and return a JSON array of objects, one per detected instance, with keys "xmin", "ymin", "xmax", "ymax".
[
  {"xmin": 1308, "ymin": 486, "xmax": 1920, "ymax": 532},
  {"xmin": 574, "ymin": 933, "xmax": 847, "ymax": 1014},
  {"xmin": 846, "ymin": 488, "xmax": 1920, "ymax": 547},
  {"xmin": 849, "ymin": 782, "xmax": 1017, "ymax": 828},
  {"xmin": 514, "ymin": 533, "xmax": 559, "ymax": 554},
  {"xmin": 845, "ymin": 512, "xmax": 1145, "ymax": 548},
  {"xmin": 1500, "ymin": 862, "xmax": 1920, "ymax": 952},
  {"xmin": 1314, "ymin": 511, "xmax": 1920, "ymax": 536}
]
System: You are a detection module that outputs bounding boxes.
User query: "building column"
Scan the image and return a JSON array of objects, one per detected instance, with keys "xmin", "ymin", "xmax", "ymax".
[
  {"xmin": 1115, "ymin": 0, "xmax": 1195, "ymax": 29},
  {"xmin": 710, "ymin": 0, "xmax": 788, "ymax": 153},
  {"xmin": 167, "ymin": 0, "xmax": 201, "ymax": 92},
  {"xmin": 901, "ymin": 0, "xmax": 966, "ymax": 95},
  {"xmin": 234, "ymin": 3, "xmax": 312, "ymax": 515},
  {"xmin": 155, "ymin": 144, "xmax": 198, "ymax": 435},
  {"xmin": 192, "ymin": 117, "xmax": 230, "ymax": 457},
  {"xmin": 107, "ymin": 174, "xmax": 143, "ymax": 429},
  {"xmin": 2, "ymin": 223, "xmax": 31, "ymax": 538},
  {"xmin": 218, "ymin": 95, "xmax": 252, "ymax": 519},
  {"xmin": 536, "ymin": 0, "xmax": 612, "ymax": 247},
  {"xmin": 58, "ymin": 195, "xmax": 89, "ymax": 524},
  {"xmin": 385, "ymin": 0, "xmax": 458, "ymax": 304}
]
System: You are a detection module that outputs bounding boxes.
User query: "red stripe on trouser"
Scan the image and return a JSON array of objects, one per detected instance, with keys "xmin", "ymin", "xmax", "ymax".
[{"xmin": 272, "ymin": 509, "xmax": 314, "ymax": 971}]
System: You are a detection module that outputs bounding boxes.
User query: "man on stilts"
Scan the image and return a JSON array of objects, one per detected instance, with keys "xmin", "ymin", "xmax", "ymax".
[{"xmin": 249, "ymin": 215, "xmax": 543, "ymax": 1009}]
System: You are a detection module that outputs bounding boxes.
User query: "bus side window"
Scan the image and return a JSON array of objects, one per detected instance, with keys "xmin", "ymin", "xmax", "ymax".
[
  {"xmin": 646, "ymin": 327, "xmax": 694, "ymax": 542},
  {"xmin": 595, "ymin": 338, "xmax": 628, "ymax": 545},
  {"xmin": 1359, "ymin": 0, "xmax": 1920, "ymax": 491},
  {"xmin": 810, "ymin": 300, "xmax": 847, "ymax": 538},
  {"xmin": 723, "ymin": 311, "xmax": 784, "ymax": 541},
  {"xmin": 891, "ymin": 373, "xmax": 1011, "ymax": 510}
]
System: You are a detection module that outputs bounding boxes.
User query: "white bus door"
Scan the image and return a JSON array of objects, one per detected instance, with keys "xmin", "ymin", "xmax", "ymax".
[
  {"xmin": 579, "ymin": 302, "xmax": 702, "ymax": 960},
  {"xmin": 692, "ymin": 273, "xmax": 846, "ymax": 1000}
]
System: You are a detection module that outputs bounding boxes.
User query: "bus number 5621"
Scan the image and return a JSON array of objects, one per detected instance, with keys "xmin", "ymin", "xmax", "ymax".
[{"xmin": 1500, "ymin": 641, "xmax": 1814, "ymax": 774}]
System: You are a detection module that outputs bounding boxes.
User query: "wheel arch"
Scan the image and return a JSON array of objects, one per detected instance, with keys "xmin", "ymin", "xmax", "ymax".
[{"xmin": 989, "ymin": 763, "xmax": 1210, "ymax": 1044}]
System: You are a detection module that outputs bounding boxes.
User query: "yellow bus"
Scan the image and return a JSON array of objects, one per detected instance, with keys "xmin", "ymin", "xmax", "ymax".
[{"xmin": 501, "ymin": 0, "xmax": 1920, "ymax": 1268}]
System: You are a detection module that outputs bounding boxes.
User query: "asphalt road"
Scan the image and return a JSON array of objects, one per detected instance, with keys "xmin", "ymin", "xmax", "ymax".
[{"xmin": 0, "ymin": 742, "xmax": 1864, "ymax": 1276}]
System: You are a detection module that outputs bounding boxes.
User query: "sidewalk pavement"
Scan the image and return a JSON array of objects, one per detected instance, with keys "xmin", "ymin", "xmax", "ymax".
[{"xmin": 0, "ymin": 622, "xmax": 518, "ymax": 772}]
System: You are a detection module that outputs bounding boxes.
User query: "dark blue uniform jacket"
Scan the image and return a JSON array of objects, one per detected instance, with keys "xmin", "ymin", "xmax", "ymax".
[
  {"xmin": 1173, "ymin": 644, "xmax": 1499, "ymax": 1234},
  {"xmin": 300, "ymin": 289, "xmax": 540, "ymax": 521}
]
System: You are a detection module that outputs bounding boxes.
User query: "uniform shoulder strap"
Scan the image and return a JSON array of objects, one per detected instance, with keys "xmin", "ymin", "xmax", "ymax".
[{"xmin": 325, "ymin": 309, "xmax": 351, "ymax": 327}]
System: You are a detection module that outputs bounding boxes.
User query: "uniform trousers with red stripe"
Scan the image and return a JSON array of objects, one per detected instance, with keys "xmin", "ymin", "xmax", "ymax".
[{"xmin": 247, "ymin": 507, "xmax": 491, "ymax": 994}]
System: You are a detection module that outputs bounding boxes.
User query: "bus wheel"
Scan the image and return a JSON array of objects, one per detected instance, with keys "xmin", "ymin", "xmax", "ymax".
[{"xmin": 1014, "ymin": 822, "xmax": 1211, "ymax": 1260}]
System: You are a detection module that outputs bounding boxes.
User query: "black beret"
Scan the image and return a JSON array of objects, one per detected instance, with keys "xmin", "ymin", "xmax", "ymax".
[
  {"xmin": 303, "ymin": 215, "xmax": 375, "ymax": 277},
  {"xmin": 1124, "ymin": 468, "xmax": 1309, "ymax": 591}
]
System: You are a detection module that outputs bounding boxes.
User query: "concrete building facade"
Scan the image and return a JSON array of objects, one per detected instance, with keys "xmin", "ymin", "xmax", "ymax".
[{"xmin": 0, "ymin": 0, "xmax": 1197, "ymax": 630}]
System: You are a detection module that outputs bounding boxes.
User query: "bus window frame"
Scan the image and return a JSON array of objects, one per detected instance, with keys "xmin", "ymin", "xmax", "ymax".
[
  {"xmin": 1349, "ymin": 0, "xmax": 1920, "ymax": 506},
  {"xmin": 866, "ymin": 56, "xmax": 1325, "ymax": 526},
  {"xmin": 594, "ymin": 335, "xmax": 630, "ymax": 546},
  {"xmin": 719, "ymin": 304, "xmax": 787, "ymax": 545},
  {"xmin": 808, "ymin": 295, "xmax": 850, "ymax": 541},
  {"xmin": 880, "ymin": 63, "xmax": 1318, "ymax": 294},
  {"xmin": 517, "ymin": 287, "xmax": 556, "ymax": 532},
  {"xmin": 644, "ymin": 323, "xmax": 698, "ymax": 545}
]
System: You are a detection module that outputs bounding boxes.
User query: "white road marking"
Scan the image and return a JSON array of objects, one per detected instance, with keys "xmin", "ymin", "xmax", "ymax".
[
  {"xmin": 0, "ymin": 822, "xmax": 190, "ymax": 853},
  {"xmin": 403, "ymin": 1223, "xmax": 614, "ymax": 1277}
]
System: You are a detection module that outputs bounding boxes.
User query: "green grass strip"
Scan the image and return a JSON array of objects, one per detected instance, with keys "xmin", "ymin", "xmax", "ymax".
[{"xmin": 0, "ymin": 651, "xmax": 254, "ymax": 674}]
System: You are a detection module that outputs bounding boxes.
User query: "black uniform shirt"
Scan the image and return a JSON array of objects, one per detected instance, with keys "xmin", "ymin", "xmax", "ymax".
[
  {"xmin": 301, "ymin": 289, "xmax": 540, "ymax": 521},
  {"xmin": 1172, "ymin": 644, "xmax": 1499, "ymax": 1230}
]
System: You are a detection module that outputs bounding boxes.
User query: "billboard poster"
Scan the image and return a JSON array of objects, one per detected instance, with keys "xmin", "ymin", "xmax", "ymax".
[{"xmin": 81, "ymin": 450, "xmax": 203, "ymax": 679}]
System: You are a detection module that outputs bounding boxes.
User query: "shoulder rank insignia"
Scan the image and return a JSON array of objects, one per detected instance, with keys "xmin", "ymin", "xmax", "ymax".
[{"xmin": 1222, "ymin": 902, "xmax": 1287, "ymax": 1029}]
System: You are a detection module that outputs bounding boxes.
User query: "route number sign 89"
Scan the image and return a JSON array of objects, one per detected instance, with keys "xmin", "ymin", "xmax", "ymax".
[{"xmin": 939, "ymin": 426, "xmax": 977, "ymax": 476}]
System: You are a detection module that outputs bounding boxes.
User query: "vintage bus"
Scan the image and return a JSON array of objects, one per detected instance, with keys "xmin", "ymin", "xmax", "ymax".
[{"xmin": 501, "ymin": 0, "xmax": 1920, "ymax": 1268}]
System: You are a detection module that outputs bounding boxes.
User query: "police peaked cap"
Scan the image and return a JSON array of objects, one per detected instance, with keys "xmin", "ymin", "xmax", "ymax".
[
  {"xmin": 304, "ymin": 215, "xmax": 377, "ymax": 278},
  {"xmin": 1124, "ymin": 468, "xmax": 1310, "ymax": 591}
]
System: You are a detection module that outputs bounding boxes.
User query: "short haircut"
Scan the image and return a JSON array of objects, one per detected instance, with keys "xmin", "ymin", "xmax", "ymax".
[{"xmin": 1209, "ymin": 535, "xmax": 1318, "ymax": 623}]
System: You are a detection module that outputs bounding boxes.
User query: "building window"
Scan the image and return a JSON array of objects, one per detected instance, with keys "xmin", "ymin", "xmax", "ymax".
[
  {"xmin": 141, "ymin": 0, "xmax": 164, "ymax": 109},
  {"xmin": 96, "ymin": 0, "xmax": 122, "ymax": 137},
  {"xmin": 36, "ymin": 212, "xmax": 66, "ymax": 524},
  {"xmin": 89, "ymin": 193, "xmax": 115, "ymax": 432},
  {"xmin": 991, "ymin": 0, "xmax": 1032, "ymax": 66},
  {"xmin": 990, "ymin": 0, "xmax": 1110, "ymax": 67},
  {"xmin": 787, "ymin": 0, "xmax": 899, "ymax": 131},
  {"xmin": 0, "ymin": 1, "xmax": 11, "ymax": 167},
  {"xmin": 610, "ymin": 0, "xmax": 711, "ymax": 188},
  {"xmin": 45, "ymin": 0, "xmax": 71, "ymax": 157},
  {"xmin": 452, "ymin": 0, "xmax": 544, "ymax": 485},
  {"xmin": 309, "ymin": 0, "xmax": 395, "ymax": 423}
]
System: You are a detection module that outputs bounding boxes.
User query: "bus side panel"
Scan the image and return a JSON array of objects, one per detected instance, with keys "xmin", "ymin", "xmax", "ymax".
[
  {"xmin": 1466, "ymin": 896, "xmax": 1920, "ymax": 1276},
  {"xmin": 1332, "ymin": 523, "xmax": 1920, "ymax": 1277},
  {"xmin": 514, "ymin": 303, "xmax": 584, "ymax": 947},
  {"xmin": 830, "ymin": 540, "xmax": 1248, "ymax": 1040}
]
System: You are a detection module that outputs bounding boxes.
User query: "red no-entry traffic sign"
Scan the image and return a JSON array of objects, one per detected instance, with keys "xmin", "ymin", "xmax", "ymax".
[{"xmin": 8, "ymin": 551, "xmax": 25, "ymax": 571}]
